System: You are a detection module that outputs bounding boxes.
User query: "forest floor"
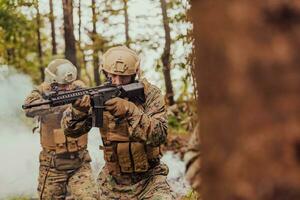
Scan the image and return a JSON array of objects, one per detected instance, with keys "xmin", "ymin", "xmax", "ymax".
[
  {"xmin": 163, "ymin": 131, "xmax": 199, "ymax": 200},
  {"xmin": 163, "ymin": 133, "xmax": 190, "ymax": 158}
]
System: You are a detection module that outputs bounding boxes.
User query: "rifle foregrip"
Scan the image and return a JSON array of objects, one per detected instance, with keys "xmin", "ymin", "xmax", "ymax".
[
  {"xmin": 91, "ymin": 94, "xmax": 105, "ymax": 127},
  {"xmin": 93, "ymin": 106, "xmax": 104, "ymax": 128}
]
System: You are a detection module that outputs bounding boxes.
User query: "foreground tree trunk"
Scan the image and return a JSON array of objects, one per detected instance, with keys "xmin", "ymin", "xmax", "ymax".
[
  {"xmin": 191, "ymin": 1, "xmax": 300, "ymax": 200},
  {"xmin": 62, "ymin": 0, "xmax": 79, "ymax": 76},
  {"xmin": 160, "ymin": 0, "xmax": 174, "ymax": 105}
]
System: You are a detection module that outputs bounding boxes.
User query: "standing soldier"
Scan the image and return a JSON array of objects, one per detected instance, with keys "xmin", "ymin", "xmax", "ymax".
[
  {"xmin": 62, "ymin": 46, "xmax": 174, "ymax": 199},
  {"xmin": 24, "ymin": 59, "xmax": 98, "ymax": 200}
]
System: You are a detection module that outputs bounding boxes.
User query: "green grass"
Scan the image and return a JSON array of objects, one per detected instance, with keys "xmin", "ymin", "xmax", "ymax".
[{"xmin": 181, "ymin": 189, "xmax": 200, "ymax": 200}]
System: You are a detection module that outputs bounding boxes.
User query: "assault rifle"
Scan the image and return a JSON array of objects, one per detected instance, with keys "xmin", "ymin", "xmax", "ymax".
[{"xmin": 22, "ymin": 82, "xmax": 145, "ymax": 127}]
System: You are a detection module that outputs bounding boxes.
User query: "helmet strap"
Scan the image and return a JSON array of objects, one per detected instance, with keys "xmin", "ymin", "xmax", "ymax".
[{"xmin": 50, "ymin": 82, "xmax": 59, "ymax": 91}]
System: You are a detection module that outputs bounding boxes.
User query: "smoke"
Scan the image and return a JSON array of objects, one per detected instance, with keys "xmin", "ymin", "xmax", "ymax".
[
  {"xmin": 0, "ymin": 66, "xmax": 188, "ymax": 198},
  {"xmin": 162, "ymin": 152, "xmax": 190, "ymax": 197},
  {"xmin": 0, "ymin": 66, "xmax": 39, "ymax": 198}
]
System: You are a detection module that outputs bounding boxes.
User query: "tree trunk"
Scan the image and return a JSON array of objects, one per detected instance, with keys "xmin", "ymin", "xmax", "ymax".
[
  {"xmin": 62, "ymin": 0, "xmax": 79, "ymax": 77},
  {"xmin": 77, "ymin": 0, "xmax": 92, "ymax": 86},
  {"xmin": 49, "ymin": 0, "xmax": 57, "ymax": 55},
  {"xmin": 6, "ymin": 48, "xmax": 15, "ymax": 64},
  {"xmin": 35, "ymin": 0, "xmax": 44, "ymax": 81},
  {"xmin": 191, "ymin": 1, "xmax": 300, "ymax": 200},
  {"xmin": 78, "ymin": 0, "xmax": 82, "ymax": 44},
  {"xmin": 123, "ymin": 0, "xmax": 130, "ymax": 47},
  {"xmin": 160, "ymin": 0, "xmax": 174, "ymax": 105},
  {"xmin": 91, "ymin": 0, "xmax": 100, "ymax": 85}
]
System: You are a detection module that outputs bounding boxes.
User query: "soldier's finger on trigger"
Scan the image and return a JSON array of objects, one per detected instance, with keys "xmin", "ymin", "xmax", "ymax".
[{"xmin": 105, "ymin": 97, "xmax": 119, "ymax": 106}]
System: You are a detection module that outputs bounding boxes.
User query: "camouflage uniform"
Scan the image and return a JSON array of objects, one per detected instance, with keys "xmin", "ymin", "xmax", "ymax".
[
  {"xmin": 184, "ymin": 123, "xmax": 201, "ymax": 196},
  {"xmin": 24, "ymin": 81, "xmax": 98, "ymax": 200},
  {"xmin": 62, "ymin": 78, "xmax": 174, "ymax": 200}
]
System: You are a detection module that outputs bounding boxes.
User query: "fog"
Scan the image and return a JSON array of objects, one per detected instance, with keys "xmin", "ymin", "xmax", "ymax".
[{"xmin": 0, "ymin": 66, "xmax": 188, "ymax": 199}]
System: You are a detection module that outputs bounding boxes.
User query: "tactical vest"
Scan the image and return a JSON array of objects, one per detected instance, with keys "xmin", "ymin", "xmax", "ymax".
[
  {"xmin": 99, "ymin": 80, "xmax": 161, "ymax": 175},
  {"xmin": 38, "ymin": 81, "xmax": 88, "ymax": 154},
  {"xmin": 40, "ymin": 111, "xmax": 88, "ymax": 153}
]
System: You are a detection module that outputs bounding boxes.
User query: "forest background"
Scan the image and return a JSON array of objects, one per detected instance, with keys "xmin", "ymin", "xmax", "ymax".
[
  {"xmin": 0, "ymin": 0, "xmax": 197, "ymax": 134},
  {"xmin": 0, "ymin": 0, "xmax": 197, "ymax": 199}
]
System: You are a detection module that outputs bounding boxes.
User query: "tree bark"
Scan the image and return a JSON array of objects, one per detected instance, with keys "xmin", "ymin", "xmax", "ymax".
[
  {"xmin": 77, "ymin": 0, "xmax": 92, "ymax": 86},
  {"xmin": 91, "ymin": 0, "xmax": 101, "ymax": 85},
  {"xmin": 191, "ymin": 1, "xmax": 300, "ymax": 200},
  {"xmin": 123, "ymin": 0, "xmax": 130, "ymax": 47},
  {"xmin": 62, "ymin": 0, "xmax": 79, "ymax": 77},
  {"xmin": 49, "ymin": 0, "xmax": 57, "ymax": 55},
  {"xmin": 160, "ymin": 0, "xmax": 174, "ymax": 105},
  {"xmin": 35, "ymin": 0, "xmax": 44, "ymax": 81},
  {"xmin": 6, "ymin": 48, "xmax": 15, "ymax": 64},
  {"xmin": 78, "ymin": 0, "xmax": 82, "ymax": 44}
]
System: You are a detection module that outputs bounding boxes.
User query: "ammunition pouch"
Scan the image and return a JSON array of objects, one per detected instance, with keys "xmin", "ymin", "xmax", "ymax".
[
  {"xmin": 102, "ymin": 132, "xmax": 160, "ymax": 175},
  {"xmin": 53, "ymin": 129, "xmax": 68, "ymax": 154},
  {"xmin": 41, "ymin": 127, "xmax": 87, "ymax": 154},
  {"xmin": 117, "ymin": 142, "xmax": 149, "ymax": 173},
  {"xmin": 54, "ymin": 152, "xmax": 83, "ymax": 171},
  {"xmin": 39, "ymin": 150, "xmax": 91, "ymax": 171}
]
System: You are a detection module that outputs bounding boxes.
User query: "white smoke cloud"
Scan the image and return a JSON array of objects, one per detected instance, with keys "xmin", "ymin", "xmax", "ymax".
[
  {"xmin": 0, "ymin": 66, "xmax": 40, "ymax": 198},
  {"xmin": 0, "ymin": 66, "xmax": 188, "ymax": 198},
  {"xmin": 162, "ymin": 152, "xmax": 190, "ymax": 197}
]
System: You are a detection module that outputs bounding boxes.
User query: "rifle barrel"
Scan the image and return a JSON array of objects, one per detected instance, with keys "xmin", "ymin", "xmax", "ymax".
[{"xmin": 22, "ymin": 100, "xmax": 51, "ymax": 109}]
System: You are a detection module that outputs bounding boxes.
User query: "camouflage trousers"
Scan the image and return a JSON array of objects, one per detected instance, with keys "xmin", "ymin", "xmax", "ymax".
[
  {"xmin": 38, "ymin": 150, "xmax": 99, "ymax": 200},
  {"xmin": 97, "ymin": 163, "xmax": 174, "ymax": 200}
]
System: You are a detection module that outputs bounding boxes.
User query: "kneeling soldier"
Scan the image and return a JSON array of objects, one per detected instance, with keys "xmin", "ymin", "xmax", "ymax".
[{"xmin": 62, "ymin": 46, "xmax": 174, "ymax": 200}]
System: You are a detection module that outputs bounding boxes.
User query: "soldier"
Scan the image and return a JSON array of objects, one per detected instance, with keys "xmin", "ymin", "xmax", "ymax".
[
  {"xmin": 24, "ymin": 59, "xmax": 98, "ymax": 200},
  {"xmin": 62, "ymin": 46, "xmax": 174, "ymax": 199},
  {"xmin": 184, "ymin": 123, "xmax": 201, "ymax": 197}
]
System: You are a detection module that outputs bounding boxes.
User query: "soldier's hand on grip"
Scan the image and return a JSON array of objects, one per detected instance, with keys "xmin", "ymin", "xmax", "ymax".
[
  {"xmin": 105, "ymin": 97, "xmax": 138, "ymax": 118},
  {"xmin": 73, "ymin": 95, "xmax": 91, "ymax": 113}
]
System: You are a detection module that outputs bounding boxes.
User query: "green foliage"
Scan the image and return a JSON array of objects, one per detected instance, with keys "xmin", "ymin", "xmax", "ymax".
[
  {"xmin": 181, "ymin": 189, "xmax": 200, "ymax": 200},
  {"xmin": 168, "ymin": 115, "xmax": 180, "ymax": 129},
  {"xmin": 0, "ymin": 0, "xmax": 41, "ymax": 83},
  {"xmin": 167, "ymin": 100, "xmax": 197, "ymax": 135},
  {"xmin": 0, "ymin": 0, "xmax": 195, "ymax": 96}
]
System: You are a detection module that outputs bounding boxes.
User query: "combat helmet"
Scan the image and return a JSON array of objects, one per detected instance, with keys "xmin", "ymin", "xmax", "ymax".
[
  {"xmin": 101, "ymin": 46, "xmax": 140, "ymax": 76},
  {"xmin": 44, "ymin": 59, "xmax": 77, "ymax": 84}
]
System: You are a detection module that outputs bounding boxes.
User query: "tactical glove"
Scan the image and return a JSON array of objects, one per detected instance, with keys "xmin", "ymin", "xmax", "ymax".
[
  {"xmin": 105, "ymin": 97, "xmax": 140, "ymax": 118},
  {"xmin": 72, "ymin": 95, "xmax": 91, "ymax": 113}
]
